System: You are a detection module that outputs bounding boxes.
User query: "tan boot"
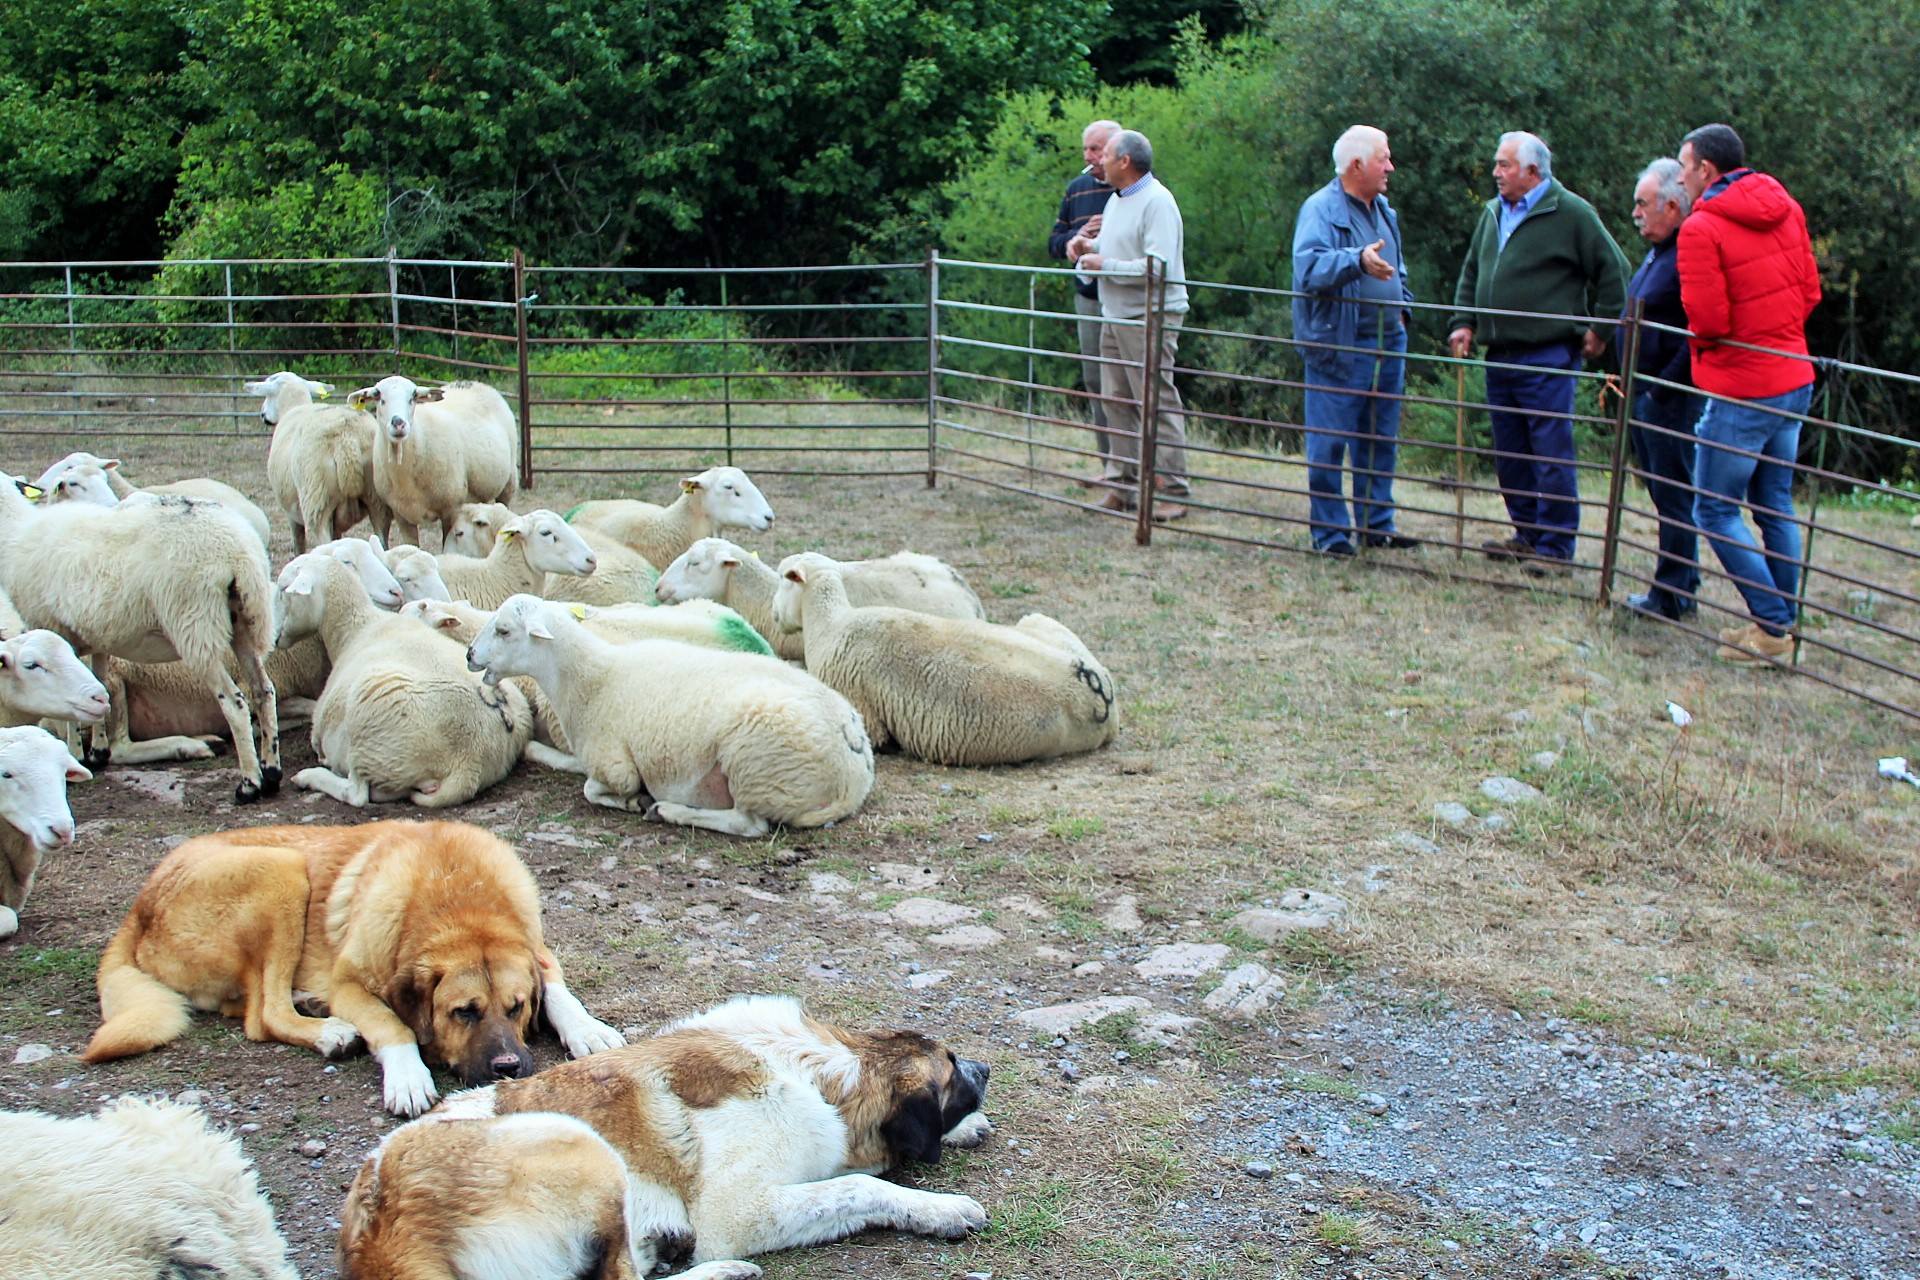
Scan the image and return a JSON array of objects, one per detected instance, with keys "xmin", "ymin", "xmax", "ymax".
[{"xmin": 1715, "ymin": 623, "xmax": 1793, "ymax": 665}]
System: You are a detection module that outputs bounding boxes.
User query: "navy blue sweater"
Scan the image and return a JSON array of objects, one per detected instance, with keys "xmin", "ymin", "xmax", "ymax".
[
  {"xmin": 1617, "ymin": 232, "xmax": 1692, "ymax": 396},
  {"xmin": 1049, "ymin": 172, "xmax": 1115, "ymax": 301}
]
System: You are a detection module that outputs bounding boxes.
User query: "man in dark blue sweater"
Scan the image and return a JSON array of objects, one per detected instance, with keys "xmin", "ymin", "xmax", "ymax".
[
  {"xmin": 1609, "ymin": 157, "xmax": 1701, "ymax": 621},
  {"xmin": 1048, "ymin": 119, "xmax": 1121, "ymax": 488}
]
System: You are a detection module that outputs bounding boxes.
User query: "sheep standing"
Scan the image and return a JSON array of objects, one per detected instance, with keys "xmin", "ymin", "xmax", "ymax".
[
  {"xmin": 0, "ymin": 724, "xmax": 93, "ymax": 939},
  {"xmin": 0, "ymin": 480, "xmax": 280, "ymax": 802},
  {"xmin": 351, "ymin": 375, "xmax": 519, "ymax": 548},
  {"xmin": 773, "ymin": 555, "xmax": 1117, "ymax": 766},
  {"xmin": 564, "ymin": 465, "xmax": 774, "ymax": 569},
  {"xmin": 252, "ymin": 371, "xmax": 389, "ymax": 552},
  {"xmin": 35, "ymin": 452, "xmax": 273, "ymax": 549},
  {"xmin": 411, "ymin": 510, "xmax": 598, "ymax": 610},
  {"xmin": 0, "ymin": 1095, "xmax": 298, "ymax": 1280},
  {"xmin": 656, "ymin": 537, "xmax": 985, "ymax": 660},
  {"xmin": 277, "ymin": 554, "xmax": 531, "ymax": 807},
  {"xmin": 466, "ymin": 595, "xmax": 873, "ymax": 836}
]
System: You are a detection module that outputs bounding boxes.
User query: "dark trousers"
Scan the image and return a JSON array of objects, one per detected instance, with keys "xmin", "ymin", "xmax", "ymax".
[
  {"xmin": 1628, "ymin": 390, "xmax": 1701, "ymax": 610},
  {"xmin": 1485, "ymin": 343, "xmax": 1580, "ymax": 561}
]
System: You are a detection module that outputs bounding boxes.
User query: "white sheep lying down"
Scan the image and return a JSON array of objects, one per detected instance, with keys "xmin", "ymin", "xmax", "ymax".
[
  {"xmin": 0, "ymin": 724, "xmax": 91, "ymax": 940},
  {"xmin": 276, "ymin": 553, "xmax": 531, "ymax": 808},
  {"xmin": 351, "ymin": 374, "xmax": 519, "ymax": 548},
  {"xmin": 0, "ymin": 478, "xmax": 280, "ymax": 803},
  {"xmin": 0, "ymin": 630, "xmax": 110, "ymax": 730},
  {"xmin": 252, "ymin": 371, "xmax": 390, "ymax": 552},
  {"xmin": 656, "ymin": 536, "xmax": 985, "ymax": 660},
  {"xmin": 563, "ymin": 465, "xmax": 775, "ymax": 569},
  {"xmin": 450, "ymin": 501, "xmax": 663, "ymax": 606},
  {"xmin": 773, "ymin": 554, "xmax": 1117, "ymax": 766},
  {"xmin": 0, "ymin": 1095, "xmax": 298, "ymax": 1280},
  {"xmin": 402, "ymin": 509, "xmax": 598, "ymax": 610},
  {"xmin": 34, "ymin": 452, "xmax": 273, "ymax": 549},
  {"xmin": 466, "ymin": 595, "xmax": 873, "ymax": 836}
]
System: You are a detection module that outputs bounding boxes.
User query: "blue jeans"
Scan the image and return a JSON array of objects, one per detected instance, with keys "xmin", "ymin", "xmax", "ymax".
[
  {"xmin": 1485, "ymin": 343, "xmax": 1580, "ymax": 561},
  {"xmin": 1304, "ymin": 329, "xmax": 1407, "ymax": 550},
  {"xmin": 1628, "ymin": 390, "xmax": 1701, "ymax": 609},
  {"xmin": 1693, "ymin": 384, "xmax": 1812, "ymax": 634}
]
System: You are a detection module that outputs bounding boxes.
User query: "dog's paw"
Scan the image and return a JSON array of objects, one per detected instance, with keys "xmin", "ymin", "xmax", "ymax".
[
  {"xmin": 907, "ymin": 1192, "xmax": 988, "ymax": 1239},
  {"xmin": 377, "ymin": 1043, "xmax": 440, "ymax": 1117},
  {"xmin": 316, "ymin": 1017, "xmax": 363, "ymax": 1059},
  {"xmin": 563, "ymin": 1017, "xmax": 626, "ymax": 1057},
  {"xmin": 0, "ymin": 905, "xmax": 17, "ymax": 939},
  {"xmin": 673, "ymin": 1262, "xmax": 762, "ymax": 1280},
  {"xmin": 941, "ymin": 1110, "xmax": 993, "ymax": 1148}
]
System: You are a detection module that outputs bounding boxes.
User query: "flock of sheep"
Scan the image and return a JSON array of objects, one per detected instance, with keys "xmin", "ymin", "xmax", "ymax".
[{"xmin": 0, "ymin": 371, "xmax": 1121, "ymax": 936}]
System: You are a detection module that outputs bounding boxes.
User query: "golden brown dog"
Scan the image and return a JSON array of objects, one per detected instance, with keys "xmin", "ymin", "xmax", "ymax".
[
  {"xmin": 338, "ymin": 995, "xmax": 993, "ymax": 1279},
  {"xmin": 83, "ymin": 819, "xmax": 623, "ymax": 1115}
]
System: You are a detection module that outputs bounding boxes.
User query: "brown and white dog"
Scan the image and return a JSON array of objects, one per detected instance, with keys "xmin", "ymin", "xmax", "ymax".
[
  {"xmin": 82, "ymin": 819, "xmax": 623, "ymax": 1115},
  {"xmin": 338, "ymin": 995, "xmax": 993, "ymax": 1279}
]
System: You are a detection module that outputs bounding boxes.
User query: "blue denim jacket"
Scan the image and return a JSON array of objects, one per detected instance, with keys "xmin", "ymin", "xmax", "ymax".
[{"xmin": 1291, "ymin": 179, "xmax": 1414, "ymax": 379}]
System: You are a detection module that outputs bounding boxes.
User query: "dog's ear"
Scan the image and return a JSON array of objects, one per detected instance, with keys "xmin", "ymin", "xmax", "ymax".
[
  {"xmin": 384, "ymin": 968, "xmax": 438, "ymax": 1049},
  {"xmin": 881, "ymin": 1084, "xmax": 946, "ymax": 1166}
]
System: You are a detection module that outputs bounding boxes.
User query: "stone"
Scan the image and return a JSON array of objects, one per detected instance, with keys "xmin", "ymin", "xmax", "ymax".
[
  {"xmin": 1033, "ymin": 945, "xmax": 1078, "ymax": 963},
  {"xmin": 1231, "ymin": 908, "xmax": 1330, "ymax": 941},
  {"xmin": 1203, "ymin": 964, "xmax": 1286, "ymax": 1019},
  {"xmin": 1012, "ymin": 996, "xmax": 1152, "ymax": 1037},
  {"xmin": 300, "ymin": 1138, "xmax": 328, "ymax": 1158},
  {"xmin": 1480, "ymin": 812, "xmax": 1515, "ymax": 834},
  {"xmin": 928, "ymin": 925, "xmax": 1004, "ymax": 950},
  {"xmin": 1100, "ymin": 894, "xmax": 1144, "ymax": 932},
  {"xmin": 1503, "ymin": 709, "xmax": 1534, "ymax": 728},
  {"xmin": 997, "ymin": 894, "xmax": 1054, "ymax": 920},
  {"xmin": 1388, "ymin": 831, "xmax": 1440, "ymax": 855},
  {"xmin": 1359, "ymin": 1092, "xmax": 1389, "ymax": 1116},
  {"xmin": 871, "ymin": 862, "xmax": 941, "ymax": 891},
  {"xmin": 1481, "ymin": 776, "xmax": 1542, "ymax": 805},
  {"xmin": 1136, "ymin": 942, "xmax": 1230, "ymax": 979},
  {"xmin": 1279, "ymin": 888, "xmax": 1347, "ymax": 918},
  {"xmin": 808, "ymin": 872, "xmax": 853, "ymax": 894},
  {"xmin": 1072, "ymin": 960, "xmax": 1106, "ymax": 977},
  {"xmin": 526, "ymin": 830, "xmax": 598, "ymax": 849},
  {"xmin": 1131, "ymin": 1012, "xmax": 1202, "ymax": 1046},
  {"xmin": 174, "ymin": 1088, "xmax": 210, "ymax": 1107},
  {"xmin": 906, "ymin": 970, "xmax": 951, "ymax": 989},
  {"xmin": 112, "ymin": 769, "xmax": 185, "ymax": 807},
  {"xmin": 890, "ymin": 897, "xmax": 981, "ymax": 928},
  {"xmin": 1432, "ymin": 801, "xmax": 1473, "ymax": 828},
  {"xmin": 11, "ymin": 1043, "xmax": 54, "ymax": 1065},
  {"xmin": 1244, "ymin": 1161, "xmax": 1275, "ymax": 1179},
  {"xmin": 1529, "ymin": 751, "xmax": 1561, "ymax": 772}
]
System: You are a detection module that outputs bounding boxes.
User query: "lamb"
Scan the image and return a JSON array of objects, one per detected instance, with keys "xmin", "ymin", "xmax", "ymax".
[
  {"xmin": 82, "ymin": 535, "xmax": 406, "ymax": 765},
  {"xmin": 0, "ymin": 1095, "xmax": 298, "ymax": 1280},
  {"xmin": 656, "ymin": 537, "xmax": 986, "ymax": 660},
  {"xmin": 449, "ymin": 501, "xmax": 660, "ymax": 605},
  {"xmin": 564, "ymin": 465, "xmax": 775, "ymax": 569},
  {"xmin": 35, "ymin": 452, "xmax": 273, "ymax": 549},
  {"xmin": 370, "ymin": 536, "xmax": 455, "ymax": 603},
  {"xmin": 0, "ymin": 630, "xmax": 110, "ymax": 730},
  {"xmin": 412, "ymin": 509, "xmax": 598, "ymax": 610},
  {"xmin": 0, "ymin": 724, "xmax": 93, "ymax": 939},
  {"xmin": 277, "ymin": 553, "xmax": 532, "ymax": 807},
  {"xmin": 0, "ymin": 478, "xmax": 280, "ymax": 802},
  {"xmin": 403, "ymin": 596, "xmax": 774, "ymax": 771},
  {"xmin": 350, "ymin": 374, "xmax": 519, "ymax": 548},
  {"xmin": 251, "ymin": 370, "xmax": 390, "ymax": 552},
  {"xmin": 772, "ymin": 554, "xmax": 1118, "ymax": 766},
  {"xmin": 465, "ymin": 594, "xmax": 873, "ymax": 836}
]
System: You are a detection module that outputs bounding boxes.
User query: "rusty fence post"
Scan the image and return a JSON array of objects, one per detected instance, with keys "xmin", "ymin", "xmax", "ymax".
[
  {"xmin": 925, "ymin": 248, "xmax": 939, "ymax": 489},
  {"xmin": 1453, "ymin": 364, "xmax": 1468, "ymax": 558},
  {"xmin": 1596, "ymin": 299, "xmax": 1644, "ymax": 607},
  {"xmin": 1134, "ymin": 257, "xmax": 1166, "ymax": 546},
  {"xmin": 1793, "ymin": 376, "xmax": 1833, "ymax": 668},
  {"xmin": 513, "ymin": 248, "xmax": 534, "ymax": 491}
]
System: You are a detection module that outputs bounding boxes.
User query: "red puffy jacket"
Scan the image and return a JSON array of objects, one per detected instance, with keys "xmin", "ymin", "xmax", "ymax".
[{"xmin": 1676, "ymin": 171, "xmax": 1820, "ymax": 399}]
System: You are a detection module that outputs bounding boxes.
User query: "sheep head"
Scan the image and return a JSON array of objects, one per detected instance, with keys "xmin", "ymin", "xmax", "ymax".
[
  {"xmin": 685, "ymin": 466, "xmax": 774, "ymax": 534},
  {"xmin": 0, "ymin": 724, "xmax": 91, "ymax": 854},
  {"xmin": 350, "ymin": 376, "xmax": 447, "ymax": 443},
  {"xmin": 464, "ymin": 594, "xmax": 557, "ymax": 686},
  {"xmin": 246, "ymin": 371, "xmax": 332, "ymax": 426}
]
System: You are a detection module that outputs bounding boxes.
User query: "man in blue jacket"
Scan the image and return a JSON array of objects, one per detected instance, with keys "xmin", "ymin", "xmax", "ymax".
[
  {"xmin": 1291, "ymin": 125, "xmax": 1416, "ymax": 556},
  {"xmin": 1609, "ymin": 157, "xmax": 1701, "ymax": 621}
]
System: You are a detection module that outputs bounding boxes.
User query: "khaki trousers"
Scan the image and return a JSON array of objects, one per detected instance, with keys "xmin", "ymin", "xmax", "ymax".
[
  {"xmin": 1072, "ymin": 292, "xmax": 1113, "ymax": 468},
  {"xmin": 1098, "ymin": 312, "xmax": 1190, "ymax": 492}
]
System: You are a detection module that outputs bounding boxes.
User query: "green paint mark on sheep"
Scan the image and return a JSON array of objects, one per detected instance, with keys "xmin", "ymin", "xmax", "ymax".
[
  {"xmin": 561, "ymin": 503, "xmax": 587, "ymax": 523},
  {"xmin": 716, "ymin": 614, "xmax": 774, "ymax": 656}
]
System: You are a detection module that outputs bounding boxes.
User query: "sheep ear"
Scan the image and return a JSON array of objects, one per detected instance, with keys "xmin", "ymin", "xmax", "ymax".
[
  {"xmin": 499, "ymin": 517, "xmax": 529, "ymax": 544},
  {"xmin": 783, "ymin": 565, "xmax": 807, "ymax": 585},
  {"xmin": 720, "ymin": 555, "xmax": 742, "ymax": 570},
  {"xmin": 528, "ymin": 616, "xmax": 556, "ymax": 640},
  {"xmin": 100, "ymin": 458, "xmax": 121, "ymax": 472},
  {"xmin": 347, "ymin": 387, "xmax": 377, "ymax": 409},
  {"xmin": 680, "ymin": 477, "xmax": 704, "ymax": 494},
  {"xmin": 435, "ymin": 615, "xmax": 462, "ymax": 631},
  {"xmin": 244, "ymin": 380, "xmax": 271, "ymax": 395},
  {"xmin": 308, "ymin": 380, "xmax": 334, "ymax": 399},
  {"xmin": 416, "ymin": 386, "xmax": 447, "ymax": 404},
  {"xmin": 369, "ymin": 534, "xmax": 385, "ymax": 553},
  {"xmin": 64, "ymin": 752, "xmax": 92, "ymax": 784}
]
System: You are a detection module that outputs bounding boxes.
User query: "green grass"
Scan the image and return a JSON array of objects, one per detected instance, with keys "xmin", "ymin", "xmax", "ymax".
[
  {"xmin": 3, "ymin": 946, "xmax": 96, "ymax": 980},
  {"xmin": 1314, "ymin": 1211, "xmax": 1371, "ymax": 1248},
  {"xmin": 1045, "ymin": 814, "xmax": 1105, "ymax": 840},
  {"xmin": 978, "ymin": 1178, "xmax": 1072, "ymax": 1249}
]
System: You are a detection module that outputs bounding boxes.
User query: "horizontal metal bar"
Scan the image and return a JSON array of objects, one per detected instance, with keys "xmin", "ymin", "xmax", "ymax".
[
  {"xmin": 524, "ymin": 262, "xmax": 923, "ymax": 277},
  {"xmin": 531, "ymin": 442, "xmax": 919, "ymax": 454},
  {"xmin": 528, "ymin": 301, "xmax": 918, "ymax": 315}
]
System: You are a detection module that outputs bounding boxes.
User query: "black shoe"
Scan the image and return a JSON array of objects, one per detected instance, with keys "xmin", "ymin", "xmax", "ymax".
[
  {"xmin": 1626, "ymin": 591, "xmax": 1699, "ymax": 621},
  {"xmin": 1363, "ymin": 532, "xmax": 1420, "ymax": 550},
  {"xmin": 1482, "ymin": 536, "xmax": 1534, "ymax": 562},
  {"xmin": 1316, "ymin": 541, "xmax": 1356, "ymax": 558}
]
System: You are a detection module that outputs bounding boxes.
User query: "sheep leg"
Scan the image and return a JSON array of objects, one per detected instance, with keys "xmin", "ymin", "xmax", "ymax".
[
  {"xmin": 524, "ymin": 741, "xmax": 587, "ymax": 774},
  {"xmin": 289, "ymin": 517, "xmax": 308, "ymax": 555},
  {"xmin": 81, "ymin": 653, "xmax": 113, "ymax": 770},
  {"xmin": 279, "ymin": 696, "xmax": 318, "ymax": 725},
  {"xmin": 583, "ymin": 776, "xmax": 651, "ymax": 813},
  {"xmin": 293, "ymin": 765, "xmax": 371, "ymax": 807},
  {"xmin": 110, "ymin": 734, "xmax": 218, "ymax": 764},
  {"xmin": 648, "ymin": 802, "xmax": 771, "ymax": 839},
  {"xmin": 234, "ymin": 646, "xmax": 280, "ymax": 796},
  {"xmin": 392, "ymin": 516, "xmax": 421, "ymax": 547}
]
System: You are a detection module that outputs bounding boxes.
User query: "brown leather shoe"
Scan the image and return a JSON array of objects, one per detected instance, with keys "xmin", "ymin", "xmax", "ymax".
[
  {"xmin": 1482, "ymin": 536, "xmax": 1533, "ymax": 562},
  {"xmin": 1152, "ymin": 501, "xmax": 1188, "ymax": 522},
  {"xmin": 1098, "ymin": 490, "xmax": 1136, "ymax": 513},
  {"xmin": 1715, "ymin": 624, "xmax": 1793, "ymax": 665}
]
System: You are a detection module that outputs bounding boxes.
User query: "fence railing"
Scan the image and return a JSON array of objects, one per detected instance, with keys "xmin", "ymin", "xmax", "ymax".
[{"xmin": 0, "ymin": 251, "xmax": 1913, "ymax": 724}]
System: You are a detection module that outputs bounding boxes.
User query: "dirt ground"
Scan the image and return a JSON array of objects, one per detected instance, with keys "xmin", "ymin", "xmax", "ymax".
[{"xmin": 1, "ymin": 434, "xmax": 1916, "ymax": 1279}]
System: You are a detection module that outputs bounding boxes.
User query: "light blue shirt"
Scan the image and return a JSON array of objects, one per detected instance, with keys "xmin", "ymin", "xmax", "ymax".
[
  {"xmin": 1496, "ymin": 180, "xmax": 1550, "ymax": 250},
  {"xmin": 1117, "ymin": 174, "xmax": 1154, "ymax": 198}
]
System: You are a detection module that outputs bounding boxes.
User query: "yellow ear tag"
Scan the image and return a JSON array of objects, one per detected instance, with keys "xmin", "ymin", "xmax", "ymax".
[
  {"xmin": 20, "ymin": 484, "xmax": 43, "ymax": 502},
  {"xmin": 568, "ymin": 604, "xmax": 588, "ymax": 620},
  {"xmin": 747, "ymin": 550, "xmax": 761, "ymax": 561},
  {"xmin": 314, "ymin": 388, "xmax": 330, "ymax": 400},
  {"xmin": 499, "ymin": 528, "xmax": 517, "ymax": 543}
]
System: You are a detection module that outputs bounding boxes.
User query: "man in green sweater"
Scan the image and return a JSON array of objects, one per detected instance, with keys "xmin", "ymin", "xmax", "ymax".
[{"xmin": 1448, "ymin": 132, "xmax": 1629, "ymax": 574}]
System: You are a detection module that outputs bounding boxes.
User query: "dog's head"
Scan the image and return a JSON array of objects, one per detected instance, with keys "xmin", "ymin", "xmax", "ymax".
[
  {"xmin": 853, "ymin": 1028, "xmax": 992, "ymax": 1168},
  {"xmin": 384, "ymin": 933, "xmax": 542, "ymax": 1085}
]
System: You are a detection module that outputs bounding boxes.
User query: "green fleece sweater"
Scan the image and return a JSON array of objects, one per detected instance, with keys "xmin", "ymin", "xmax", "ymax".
[{"xmin": 1448, "ymin": 181, "xmax": 1630, "ymax": 351}]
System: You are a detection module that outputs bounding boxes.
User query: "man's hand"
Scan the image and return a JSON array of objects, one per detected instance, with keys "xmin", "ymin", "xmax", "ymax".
[
  {"xmin": 1078, "ymin": 253, "xmax": 1104, "ymax": 273},
  {"xmin": 1448, "ymin": 327, "xmax": 1475, "ymax": 359},
  {"xmin": 1066, "ymin": 234, "xmax": 1092, "ymax": 261},
  {"xmin": 1600, "ymin": 373, "xmax": 1625, "ymax": 407},
  {"xmin": 1359, "ymin": 239, "xmax": 1393, "ymax": 281},
  {"xmin": 1580, "ymin": 328, "xmax": 1606, "ymax": 360},
  {"xmin": 1082, "ymin": 214, "xmax": 1103, "ymax": 238}
]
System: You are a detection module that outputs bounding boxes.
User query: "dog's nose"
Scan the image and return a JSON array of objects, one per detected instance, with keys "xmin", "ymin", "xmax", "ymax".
[
  {"xmin": 490, "ymin": 1052, "xmax": 527, "ymax": 1078},
  {"xmin": 959, "ymin": 1057, "xmax": 990, "ymax": 1088}
]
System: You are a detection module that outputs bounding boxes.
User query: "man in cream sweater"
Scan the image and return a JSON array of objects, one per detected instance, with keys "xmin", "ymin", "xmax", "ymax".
[{"xmin": 1067, "ymin": 129, "xmax": 1192, "ymax": 520}]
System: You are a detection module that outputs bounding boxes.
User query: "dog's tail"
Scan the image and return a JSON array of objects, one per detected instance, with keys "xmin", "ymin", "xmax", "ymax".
[{"xmin": 82, "ymin": 912, "xmax": 192, "ymax": 1062}]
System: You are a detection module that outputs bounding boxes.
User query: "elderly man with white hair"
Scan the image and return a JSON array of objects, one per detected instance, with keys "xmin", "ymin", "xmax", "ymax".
[
  {"xmin": 1066, "ymin": 128, "xmax": 1192, "ymax": 521},
  {"xmin": 1048, "ymin": 119, "xmax": 1123, "ymax": 487},
  {"xmin": 1607, "ymin": 156, "xmax": 1701, "ymax": 621},
  {"xmin": 1291, "ymin": 124, "xmax": 1416, "ymax": 556},
  {"xmin": 1448, "ymin": 131, "xmax": 1628, "ymax": 575}
]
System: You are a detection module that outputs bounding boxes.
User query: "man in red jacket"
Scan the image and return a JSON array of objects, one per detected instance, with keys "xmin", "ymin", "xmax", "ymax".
[{"xmin": 1675, "ymin": 123, "xmax": 1820, "ymax": 665}]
